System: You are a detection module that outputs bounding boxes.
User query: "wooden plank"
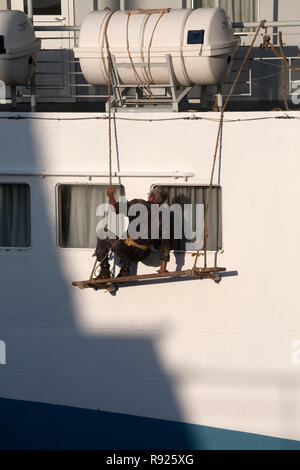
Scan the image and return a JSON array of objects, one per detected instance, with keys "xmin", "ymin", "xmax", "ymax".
[
  {"xmin": 196, "ymin": 267, "xmax": 227, "ymax": 273},
  {"xmin": 73, "ymin": 269, "xmax": 193, "ymax": 288},
  {"xmin": 72, "ymin": 267, "xmax": 226, "ymax": 289}
]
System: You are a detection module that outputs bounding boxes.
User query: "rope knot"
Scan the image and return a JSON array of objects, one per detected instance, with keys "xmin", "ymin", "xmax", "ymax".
[
  {"xmin": 260, "ymin": 19, "xmax": 267, "ymax": 29},
  {"xmin": 260, "ymin": 34, "xmax": 271, "ymax": 50}
]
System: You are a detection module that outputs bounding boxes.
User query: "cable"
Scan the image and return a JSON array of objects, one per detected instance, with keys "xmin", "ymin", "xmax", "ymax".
[{"xmin": 0, "ymin": 114, "xmax": 299, "ymax": 122}]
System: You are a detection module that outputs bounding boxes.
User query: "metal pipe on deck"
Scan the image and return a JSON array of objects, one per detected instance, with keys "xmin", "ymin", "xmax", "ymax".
[{"xmin": 120, "ymin": 0, "xmax": 125, "ymax": 11}]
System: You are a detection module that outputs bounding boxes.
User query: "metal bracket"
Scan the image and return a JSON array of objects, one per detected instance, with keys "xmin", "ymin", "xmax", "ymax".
[{"xmin": 106, "ymin": 54, "xmax": 193, "ymax": 112}]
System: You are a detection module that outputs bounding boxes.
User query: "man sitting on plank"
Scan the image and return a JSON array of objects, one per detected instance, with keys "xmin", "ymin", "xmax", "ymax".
[{"xmin": 95, "ymin": 186, "xmax": 170, "ymax": 279}]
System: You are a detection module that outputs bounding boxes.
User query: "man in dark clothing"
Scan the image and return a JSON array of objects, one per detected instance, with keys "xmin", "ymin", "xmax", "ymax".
[{"xmin": 95, "ymin": 186, "xmax": 170, "ymax": 279}]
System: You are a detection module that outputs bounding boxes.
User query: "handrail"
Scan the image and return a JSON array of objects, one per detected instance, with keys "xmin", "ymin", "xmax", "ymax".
[
  {"xmin": 232, "ymin": 21, "xmax": 300, "ymax": 28},
  {"xmin": 0, "ymin": 171, "xmax": 195, "ymax": 179},
  {"xmin": 33, "ymin": 20, "xmax": 300, "ymax": 33},
  {"xmin": 34, "ymin": 26, "xmax": 80, "ymax": 31}
]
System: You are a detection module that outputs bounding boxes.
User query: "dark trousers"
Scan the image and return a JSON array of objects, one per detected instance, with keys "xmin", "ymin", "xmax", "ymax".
[{"xmin": 96, "ymin": 233, "xmax": 149, "ymax": 269}]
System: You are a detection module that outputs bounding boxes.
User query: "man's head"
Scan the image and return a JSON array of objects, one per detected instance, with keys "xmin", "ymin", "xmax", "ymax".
[{"xmin": 148, "ymin": 186, "xmax": 168, "ymax": 204}]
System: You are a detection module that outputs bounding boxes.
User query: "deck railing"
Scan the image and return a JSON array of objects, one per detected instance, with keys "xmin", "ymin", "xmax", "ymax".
[{"xmin": 1, "ymin": 22, "xmax": 300, "ymax": 111}]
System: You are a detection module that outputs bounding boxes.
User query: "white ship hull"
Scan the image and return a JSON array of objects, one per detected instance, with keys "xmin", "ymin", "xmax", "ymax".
[{"xmin": 1, "ymin": 110, "xmax": 300, "ymax": 449}]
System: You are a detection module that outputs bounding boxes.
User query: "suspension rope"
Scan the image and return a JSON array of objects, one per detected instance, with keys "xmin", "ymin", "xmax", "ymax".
[
  {"xmin": 88, "ymin": 11, "xmax": 121, "ymax": 279},
  {"xmin": 193, "ymin": 19, "xmax": 267, "ymax": 271},
  {"xmin": 107, "ymin": 57, "xmax": 113, "ymax": 185},
  {"xmin": 103, "ymin": 11, "xmax": 116, "ymax": 185},
  {"xmin": 98, "ymin": 17, "xmax": 272, "ymax": 277},
  {"xmin": 91, "ymin": 9, "xmax": 168, "ymax": 277}
]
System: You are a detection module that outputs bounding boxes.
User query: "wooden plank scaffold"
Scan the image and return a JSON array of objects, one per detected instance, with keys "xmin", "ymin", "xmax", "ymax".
[
  {"xmin": 72, "ymin": 16, "xmax": 265, "ymax": 293},
  {"xmin": 72, "ymin": 267, "xmax": 226, "ymax": 292}
]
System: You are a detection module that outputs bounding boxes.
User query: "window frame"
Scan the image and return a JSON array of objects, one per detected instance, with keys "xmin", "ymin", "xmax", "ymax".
[
  {"xmin": 150, "ymin": 183, "xmax": 222, "ymax": 253},
  {"xmin": 24, "ymin": 0, "xmax": 62, "ymax": 16},
  {"xmin": 0, "ymin": 182, "xmax": 32, "ymax": 251},
  {"xmin": 56, "ymin": 182, "xmax": 125, "ymax": 251}
]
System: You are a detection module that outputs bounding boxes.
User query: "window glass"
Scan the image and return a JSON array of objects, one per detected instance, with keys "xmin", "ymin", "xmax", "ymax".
[
  {"xmin": 154, "ymin": 185, "xmax": 222, "ymax": 252},
  {"xmin": 0, "ymin": 184, "xmax": 31, "ymax": 248},
  {"xmin": 58, "ymin": 185, "xmax": 125, "ymax": 249},
  {"xmin": 24, "ymin": 0, "xmax": 61, "ymax": 16},
  {"xmin": 194, "ymin": 0, "xmax": 258, "ymax": 30}
]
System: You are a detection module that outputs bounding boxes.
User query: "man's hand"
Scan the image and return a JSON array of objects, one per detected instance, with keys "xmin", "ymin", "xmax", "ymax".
[
  {"xmin": 107, "ymin": 186, "xmax": 117, "ymax": 207},
  {"xmin": 158, "ymin": 261, "xmax": 168, "ymax": 274},
  {"xmin": 107, "ymin": 186, "xmax": 116, "ymax": 198}
]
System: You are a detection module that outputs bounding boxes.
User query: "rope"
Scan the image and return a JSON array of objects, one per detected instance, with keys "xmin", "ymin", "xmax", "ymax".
[
  {"xmin": 89, "ymin": 257, "xmax": 98, "ymax": 281},
  {"xmin": 126, "ymin": 9, "xmax": 171, "ymax": 99},
  {"xmin": 281, "ymin": 53, "xmax": 290, "ymax": 111},
  {"xmin": 4, "ymin": 114, "xmax": 298, "ymax": 123},
  {"xmin": 126, "ymin": 12, "xmax": 152, "ymax": 98},
  {"xmin": 193, "ymin": 19, "xmax": 267, "ymax": 271},
  {"xmin": 260, "ymin": 31, "xmax": 299, "ymax": 112},
  {"xmin": 144, "ymin": 10, "xmax": 167, "ymax": 89},
  {"xmin": 92, "ymin": 7, "xmax": 167, "ymax": 279},
  {"xmin": 90, "ymin": 238, "xmax": 122, "ymax": 280},
  {"xmin": 263, "ymin": 32, "xmax": 300, "ymax": 72},
  {"xmin": 107, "ymin": 56, "xmax": 113, "ymax": 185},
  {"xmin": 89, "ymin": 11, "xmax": 120, "ymax": 279},
  {"xmin": 103, "ymin": 11, "xmax": 116, "ymax": 186},
  {"xmin": 179, "ymin": 9, "xmax": 195, "ymax": 86}
]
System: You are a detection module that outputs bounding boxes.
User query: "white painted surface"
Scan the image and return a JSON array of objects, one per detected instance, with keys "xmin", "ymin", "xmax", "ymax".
[{"xmin": 0, "ymin": 111, "xmax": 300, "ymax": 441}]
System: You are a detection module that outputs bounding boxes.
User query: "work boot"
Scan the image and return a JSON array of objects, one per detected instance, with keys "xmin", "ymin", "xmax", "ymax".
[
  {"xmin": 96, "ymin": 264, "xmax": 111, "ymax": 280},
  {"xmin": 117, "ymin": 266, "xmax": 131, "ymax": 278}
]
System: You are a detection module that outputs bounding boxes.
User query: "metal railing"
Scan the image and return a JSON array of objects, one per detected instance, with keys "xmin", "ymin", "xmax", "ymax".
[
  {"xmin": 33, "ymin": 20, "xmax": 300, "ymax": 32},
  {"xmin": 3, "ymin": 21, "xmax": 300, "ymax": 111}
]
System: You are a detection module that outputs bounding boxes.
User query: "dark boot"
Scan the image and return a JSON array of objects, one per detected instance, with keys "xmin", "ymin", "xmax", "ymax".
[
  {"xmin": 96, "ymin": 263, "xmax": 111, "ymax": 280},
  {"xmin": 117, "ymin": 266, "xmax": 131, "ymax": 278}
]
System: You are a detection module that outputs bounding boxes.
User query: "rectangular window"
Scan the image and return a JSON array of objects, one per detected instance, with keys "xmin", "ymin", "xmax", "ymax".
[
  {"xmin": 0, "ymin": 184, "xmax": 31, "ymax": 248},
  {"xmin": 187, "ymin": 30, "xmax": 205, "ymax": 45},
  {"xmin": 58, "ymin": 184, "xmax": 124, "ymax": 249},
  {"xmin": 194, "ymin": 0, "xmax": 259, "ymax": 25},
  {"xmin": 155, "ymin": 185, "xmax": 222, "ymax": 252},
  {"xmin": 24, "ymin": 0, "xmax": 61, "ymax": 16}
]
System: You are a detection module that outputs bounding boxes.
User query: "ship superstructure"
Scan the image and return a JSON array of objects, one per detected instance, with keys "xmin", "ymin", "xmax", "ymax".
[{"xmin": 0, "ymin": 0, "xmax": 300, "ymax": 450}]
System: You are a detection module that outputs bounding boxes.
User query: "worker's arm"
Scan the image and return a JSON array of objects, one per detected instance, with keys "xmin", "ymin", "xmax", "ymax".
[{"xmin": 107, "ymin": 186, "xmax": 117, "ymax": 207}]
